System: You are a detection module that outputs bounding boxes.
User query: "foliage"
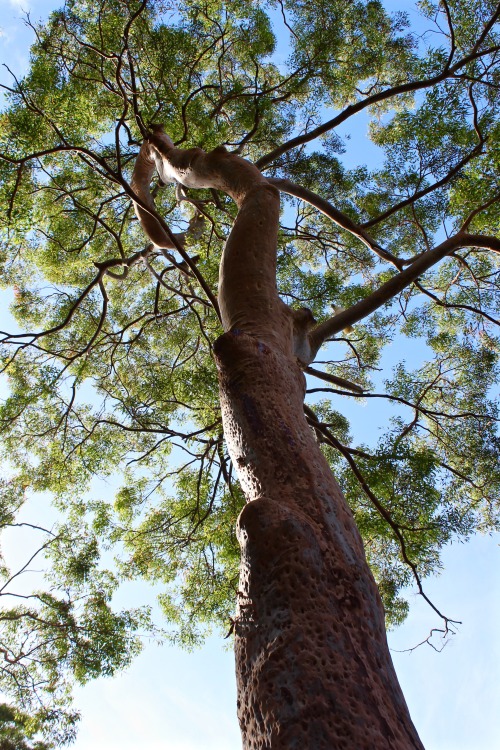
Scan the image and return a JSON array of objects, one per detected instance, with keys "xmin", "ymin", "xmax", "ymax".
[{"xmin": 0, "ymin": 0, "xmax": 499, "ymax": 743}]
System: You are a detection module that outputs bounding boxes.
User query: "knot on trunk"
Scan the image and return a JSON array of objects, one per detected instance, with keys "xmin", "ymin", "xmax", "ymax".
[{"xmin": 291, "ymin": 307, "xmax": 316, "ymax": 365}]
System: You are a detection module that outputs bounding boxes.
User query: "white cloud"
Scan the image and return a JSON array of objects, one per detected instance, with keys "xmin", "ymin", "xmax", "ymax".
[{"xmin": 7, "ymin": 0, "xmax": 31, "ymax": 9}]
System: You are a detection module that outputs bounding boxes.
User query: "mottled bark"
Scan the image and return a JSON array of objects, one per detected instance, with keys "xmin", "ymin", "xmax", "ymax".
[
  {"xmin": 214, "ymin": 331, "xmax": 424, "ymax": 749},
  {"xmin": 133, "ymin": 132, "xmax": 424, "ymax": 749}
]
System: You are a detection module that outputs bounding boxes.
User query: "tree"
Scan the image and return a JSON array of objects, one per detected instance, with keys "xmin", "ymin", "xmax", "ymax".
[{"xmin": 0, "ymin": 0, "xmax": 499, "ymax": 746}]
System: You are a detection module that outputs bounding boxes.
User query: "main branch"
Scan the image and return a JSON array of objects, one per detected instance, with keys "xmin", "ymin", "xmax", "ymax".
[{"xmin": 309, "ymin": 232, "xmax": 500, "ymax": 357}]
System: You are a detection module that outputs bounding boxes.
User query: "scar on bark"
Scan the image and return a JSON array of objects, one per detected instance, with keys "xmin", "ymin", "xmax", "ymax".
[{"xmin": 291, "ymin": 307, "xmax": 317, "ymax": 365}]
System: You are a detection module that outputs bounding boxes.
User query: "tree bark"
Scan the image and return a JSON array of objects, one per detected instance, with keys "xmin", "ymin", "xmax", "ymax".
[
  {"xmin": 135, "ymin": 133, "xmax": 425, "ymax": 749},
  {"xmin": 214, "ymin": 330, "xmax": 424, "ymax": 749}
]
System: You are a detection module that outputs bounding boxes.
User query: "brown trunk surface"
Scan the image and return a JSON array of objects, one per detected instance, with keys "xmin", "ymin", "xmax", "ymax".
[
  {"xmin": 135, "ymin": 134, "xmax": 425, "ymax": 749},
  {"xmin": 214, "ymin": 330, "xmax": 424, "ymax": 750}
]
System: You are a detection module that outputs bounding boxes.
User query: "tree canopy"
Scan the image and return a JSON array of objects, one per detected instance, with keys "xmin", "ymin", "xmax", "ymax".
[{"xmin": 0, "ymin": 0, "xmax": 499, "ymax": 745}]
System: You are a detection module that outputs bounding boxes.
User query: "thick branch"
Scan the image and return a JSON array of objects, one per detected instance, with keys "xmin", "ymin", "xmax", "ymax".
[
  {"xmin": 131, "ymin": 141, "xmax": 189, "ymax": 249},
  {"xmin": 267, "ymin": 177, "xmax": 400, "ymax": 266},
  {"xmin": 309, "ymin": 232, "xmax": 500, "ymax": 355},
  {"xmin": 305, "ymin": 365, "xmax": 364, "ymax": 393},
  {"xmin": 127, "ymin": 139, "xmax": 219, "ymax": 315}
]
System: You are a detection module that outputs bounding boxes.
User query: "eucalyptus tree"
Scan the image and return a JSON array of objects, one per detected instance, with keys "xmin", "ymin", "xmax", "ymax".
[{"xmin": 0, "ymin": 0, "xmax": 499, "ymax": 747}]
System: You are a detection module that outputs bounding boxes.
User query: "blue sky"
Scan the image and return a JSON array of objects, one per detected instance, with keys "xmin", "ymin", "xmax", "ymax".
[{"xmin": 0, "ymin": 1, "xmax": 499, "ymax": 748}]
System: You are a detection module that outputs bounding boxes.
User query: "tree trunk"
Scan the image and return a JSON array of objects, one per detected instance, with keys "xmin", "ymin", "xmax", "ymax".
[
  {"xmin": 135, "ymin": 134, "xmax": 425, "ymax": 749},
  {"xmin": 214, "ymin": 330, "xmax": 424, "ymax": 750}
]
